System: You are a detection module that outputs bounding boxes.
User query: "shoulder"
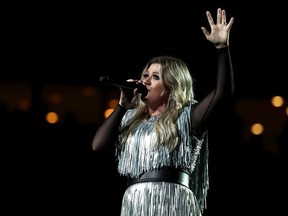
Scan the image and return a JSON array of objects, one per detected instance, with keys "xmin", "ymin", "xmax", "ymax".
[
  {"xmin": 183, "ymin": 99, "xmax": 198, "ymax": 111},
  {"xmin": 121, "ymin": 108, "xmax": 137, "ymax": 125}
]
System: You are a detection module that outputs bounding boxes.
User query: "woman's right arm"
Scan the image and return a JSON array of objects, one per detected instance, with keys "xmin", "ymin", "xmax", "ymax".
[
  {"xmin": 92, "ymin": 85, "xmax": 139, "ymax": 151},
  {"xmin": 92, "ymin": 82, "xmax": 141, "ymax": 150},
  {"xmin": 91, "ymin": 104, "xmax": 127, "ymax": 151}
]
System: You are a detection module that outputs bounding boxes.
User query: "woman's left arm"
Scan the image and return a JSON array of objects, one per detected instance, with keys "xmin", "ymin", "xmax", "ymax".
[{"xmin": 191, "ymin": 8, "xmax": 234, "ymax": 133}]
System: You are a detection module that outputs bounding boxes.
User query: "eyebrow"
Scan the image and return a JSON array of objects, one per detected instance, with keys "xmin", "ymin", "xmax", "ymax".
[{"xmin": 144, "ymin": 71, "xmax": 160, "ymax": 75}]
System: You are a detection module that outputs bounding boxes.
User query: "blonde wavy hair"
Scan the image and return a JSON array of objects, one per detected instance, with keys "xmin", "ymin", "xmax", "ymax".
[{"xmin": 120, "ymin": 56, "xmax": 195, "ymax": 152}]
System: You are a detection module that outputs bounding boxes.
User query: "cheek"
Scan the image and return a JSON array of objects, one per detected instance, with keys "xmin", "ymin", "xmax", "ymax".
[
  {"xmin": 160, "ymin": 90, "xmax": 169, "ymax": 99},
  {"xmin": 157, "ymin": 86, "xmax": 168, "ymax": 97},
  {"xmin": 154, "ymin": 85, "xmax": 165, "ymax": 94},
  {"xmin": 152, "ymin": 82, "xmax": 168, "ymax": 96}
]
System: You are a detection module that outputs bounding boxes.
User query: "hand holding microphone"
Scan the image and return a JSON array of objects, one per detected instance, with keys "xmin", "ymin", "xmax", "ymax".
[
  {"xmin": 99, "ymin": 76, "xmax": 148, "ymax": 97},
  {"xmin": 99, "ymin": 76, "xmax": 148, "ymax": 109}
]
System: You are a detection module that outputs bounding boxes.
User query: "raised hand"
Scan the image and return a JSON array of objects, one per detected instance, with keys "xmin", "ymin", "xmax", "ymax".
[{"xmin": 201, "ymin": 8, "xmax": 234, "ymax": 48}]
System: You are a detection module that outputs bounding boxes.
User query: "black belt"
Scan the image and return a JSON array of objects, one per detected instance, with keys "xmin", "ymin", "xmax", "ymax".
[{"xmin": 127, "ymin": 167, "xmax": 190, "ymax": 188}]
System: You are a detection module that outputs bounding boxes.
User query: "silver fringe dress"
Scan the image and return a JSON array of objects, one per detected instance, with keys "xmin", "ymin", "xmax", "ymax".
[{"xmin": 116, "ymin": 100, "xmax": 209, "ymax": 216}]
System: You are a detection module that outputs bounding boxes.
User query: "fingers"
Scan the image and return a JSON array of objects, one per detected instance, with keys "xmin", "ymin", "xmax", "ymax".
[
  {"xmin": 119, "ymin": 88, "xmax": 139, "ymax": 109},
  {"xmin": 201, "ymin": 27, "xmax": 209, "ymax": 38},
  {"xmin": 221, "ymin": 9, "xmax": 227, "ymax": 25},
  {"xmin": 206, "ymin": 10, "xmax": 214, "ymax": 26},
  {"xmin": 126, "ymin": 79, "xmax": 143, "ymax": 84},
  {"xmin": 208, "ymin": 8, "xmax": 230, "ymax": 26},
  {"xmin": 226, "ymin": 17, "xmax": 235, "ymax": 29},
  {"xmin": 206, "ymin": 8, "xmax": 226, "ymax": 26},
  {"xmin": 215, "ymin": 8, "xmax": 227, "ymax": 25},
  {"xmin": 217, "ymin": 8, "xmax": 221, "ymax": 25}
]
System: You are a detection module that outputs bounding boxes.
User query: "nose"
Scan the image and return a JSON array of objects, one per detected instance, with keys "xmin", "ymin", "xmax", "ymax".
[{"xmin": 142, "ymin": 76, "xmax": 151, "ymax": 85}]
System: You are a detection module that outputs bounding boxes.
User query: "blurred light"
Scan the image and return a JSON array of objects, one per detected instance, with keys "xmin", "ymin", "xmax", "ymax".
[
  {"xmin": 82, "ymin": 86, "xmax": 96, "ymax": 97},
  {"xmin": 49, "ymin": 93, "xmax": 63, "ymax": 104},
  {"xmin": 18, "ymin": 99, "xmax": 30, "ymax": 111},
  {"xmin": 271, "ymin": 96, "xmax": 284, "ymax": 107},
  {"xmin": 46, "ymin": 112, "xmax": 59, "ymax": 124},
  {"xmin": 104, "ymin": 108, "xmax": 114, "ymax": 118},
  {"xmin": 251, "ymin": 123, "xmax": 264, "ymax": 135},
  {"xmin": 108, "ymin": 99, "xmax": 119, "ymax": 109},
  {"xmin": 286, "ymin": 106, "xmax": 288, "ymax": 116}
]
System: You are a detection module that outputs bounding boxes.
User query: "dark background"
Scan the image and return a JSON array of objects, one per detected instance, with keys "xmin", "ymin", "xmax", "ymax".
[
  {"xmin": 2, "ymin": 1, "xmax": 287, "ymax": 215},
  {"xmin": 3, "ymin": 1, "xmax": 287, "ymax": 98}
]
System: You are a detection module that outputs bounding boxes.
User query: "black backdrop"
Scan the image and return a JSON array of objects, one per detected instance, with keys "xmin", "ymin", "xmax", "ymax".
[{"xmin": 1, "ymin": 1, "xmax": 287, "ymax": 215}]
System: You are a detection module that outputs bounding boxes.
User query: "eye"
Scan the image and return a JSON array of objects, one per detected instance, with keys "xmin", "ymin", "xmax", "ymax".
[
  {"xmin": 152, "ymin": 75, "xmax": 160, "ymax": 80},
  {"xmin": 142, "ymin": 73, "xmax": 149, "ymax": 79}
]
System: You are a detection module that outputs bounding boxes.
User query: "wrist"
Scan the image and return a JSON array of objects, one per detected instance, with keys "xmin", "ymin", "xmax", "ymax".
[
  {"xmin": 215, "ymin": 44, "xmax": 228, "ymax": 49},
  {"xmin": 118, "ymin": 103, "xmax": 128, "ymax": 110}
]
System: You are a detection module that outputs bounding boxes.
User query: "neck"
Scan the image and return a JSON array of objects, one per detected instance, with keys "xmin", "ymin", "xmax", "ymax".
[{"xmin": 147, "ymin": 105, "xmax": 166, "ymax": 117}]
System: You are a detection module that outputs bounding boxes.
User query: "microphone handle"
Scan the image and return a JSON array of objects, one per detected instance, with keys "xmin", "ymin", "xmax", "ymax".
[
  {"xmin": 99, "ymin": 76, "xmax": 148, "ymax": 96},
  {"xmin": 105, "ymin": 81, "xmax": 135, "ymax": 90}
]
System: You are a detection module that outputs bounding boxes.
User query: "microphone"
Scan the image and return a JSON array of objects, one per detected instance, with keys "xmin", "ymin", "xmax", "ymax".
[{"xmin": 99, "ymin": 76, "xmax": 148, "ymax": 97}]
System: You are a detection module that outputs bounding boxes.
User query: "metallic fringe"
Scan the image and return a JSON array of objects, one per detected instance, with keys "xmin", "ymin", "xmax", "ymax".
[
  {"xmin": 120, "ymin": 182, "xmax": 202, "ymax": 216},
  {"xmin": 116, "ymin": 100, "xmax": 209, "ymax": 215}
]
